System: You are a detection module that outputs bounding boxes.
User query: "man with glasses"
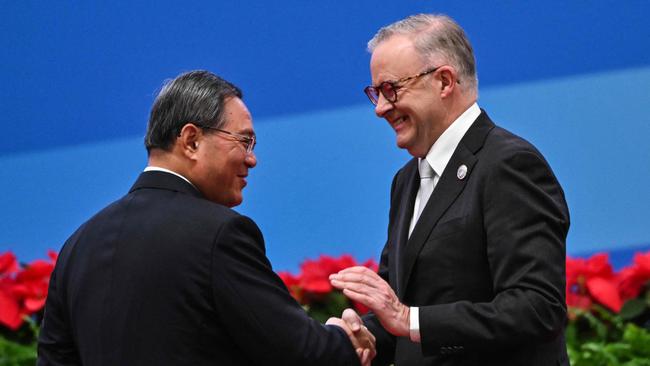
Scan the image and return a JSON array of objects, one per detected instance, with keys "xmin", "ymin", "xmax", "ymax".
[
  {"xmin": 38, "ymin": 70, "xmax": 375, "ymax": 365},
  {"xmin": 331, "ymin": 14, "xmax": 570, "ymax": 365}
]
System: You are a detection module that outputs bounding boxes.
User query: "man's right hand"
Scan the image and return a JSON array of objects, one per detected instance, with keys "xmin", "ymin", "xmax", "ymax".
[{"xmin": 326, "ymin": 310, "xmax": 376, "ymax": 366}]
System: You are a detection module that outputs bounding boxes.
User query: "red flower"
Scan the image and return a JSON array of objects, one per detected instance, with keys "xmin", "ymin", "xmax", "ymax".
[
  {"xmin": 360, "ymin": 259, "xmax": 379, "ymax": 273},
  {"xmin": 0, "ymin": 250, "xmax": 57, "ymax": 330},
  {"xmin": 618, "ymin": 251, "xmax": 650, "ymax": 301},
  {"xmin": 566, "ymin": 253, "xmax": 622, "ymax": 312},
  {"xmin": 566, "ymin": 291, "xmax": 592, "ymax": 310},
  {"xmin": 0, "ymin": 252, "xmax": 18, "ymax": 275},
  {"xmin": 15, "ymin": 257, "xmax": 56, "ymax": 312},
  {"xmin": 279, "ymin": 271, "xmax": 302, "ymax": 302},
  {"xmin": 0, "ymin": 277, "xmax": 23, "ymax": 330},
  {"xmin": 349, "ymin": 259, "xmax": 379, "ymax": 315},
  {"xmin": 277, "ymin": 254, "xmax": 378, "ymax": 314},
  {"xmin": 299, "ymin": 255, "xmax": 358, "ymax": 295}
]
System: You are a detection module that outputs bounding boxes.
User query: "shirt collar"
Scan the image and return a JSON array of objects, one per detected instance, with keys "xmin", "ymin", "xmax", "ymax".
[
  {"xmin": 422, "ymin": 102, "xmax": 480, "ymax": 177},
  {"xmin": 143, "ymin": 166, "xmax": 196, "ymax": 188}
]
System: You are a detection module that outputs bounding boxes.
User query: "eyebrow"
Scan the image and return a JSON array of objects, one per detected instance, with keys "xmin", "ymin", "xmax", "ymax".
[
  {"xmin": 371, "ymin": 77, "xmax": 399, "ymax": 89},
  {"xmin": 237, "ymin": 127, "xmax": 256, "ymax": 137}
]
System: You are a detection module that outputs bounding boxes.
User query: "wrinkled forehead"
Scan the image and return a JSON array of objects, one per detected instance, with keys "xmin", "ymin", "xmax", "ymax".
[
  {"xmin": 370, "ymin": 35, "xmax": 424, "ymax": 84},
  {"xmin": 222, "ymin": 97, "xmax": 255, "ymax": 135}
]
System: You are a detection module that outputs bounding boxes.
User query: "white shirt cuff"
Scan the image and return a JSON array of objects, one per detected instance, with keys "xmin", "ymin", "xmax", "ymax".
[{"xmin": 409, "ymin": 306, "xmax": 421, "ymax": 343}]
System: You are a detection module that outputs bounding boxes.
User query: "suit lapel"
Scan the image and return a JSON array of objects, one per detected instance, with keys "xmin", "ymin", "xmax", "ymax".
[
  {"xmin": 390, "ymin": 160, "xmax": 419, "ymax": 297},
  {"xmin": 398, "ymin": 111, "xmax": 495, "ymax": 294}
]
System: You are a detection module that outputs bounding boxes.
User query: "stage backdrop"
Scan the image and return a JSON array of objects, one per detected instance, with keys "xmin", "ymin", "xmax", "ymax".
[{"xmin": 1, "ymin": 1, "xmax": 649, "ymax": 271}]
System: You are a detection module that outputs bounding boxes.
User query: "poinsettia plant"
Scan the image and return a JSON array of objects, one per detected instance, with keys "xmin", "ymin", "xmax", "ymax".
[
  {"xmin": 0, "ymin": 250, "xmax": 57, "ymax": 365},
  {"xmin": 278, "ymin": 254, "xmax": 378, "ymax": 322},
  {"xmin": 565, "ymin": 251, "xmax": 650, "ymax": 365},
  {"xmin": 2, "ymin": 249, "xmax": 649, "ymax": 365},
  {"xmin": 0, "ymin": 251, "xmax": 57, "ymax": 331}
]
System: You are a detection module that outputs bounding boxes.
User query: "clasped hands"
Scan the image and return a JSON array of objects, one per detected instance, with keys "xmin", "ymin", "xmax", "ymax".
[
  {"xmin": 326, "ymin": 309, "xmax": 375, "ymax": 366},
  {"xmin": 326, "ymin": 266, "xmax": 412, "ymax": 365}
]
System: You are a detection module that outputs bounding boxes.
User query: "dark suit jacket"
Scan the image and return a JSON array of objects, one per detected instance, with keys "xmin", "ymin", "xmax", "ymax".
[
  {"xmin": 367, "ymin": 111, "xmax": 570, "ymax": 366},
  {"xmin": 38, "ymin": 171, "xmax": 359, "ymax": 366}
]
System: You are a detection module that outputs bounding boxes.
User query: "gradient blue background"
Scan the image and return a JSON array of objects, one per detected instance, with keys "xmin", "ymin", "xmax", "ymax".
[{"xmin": 1, "ymin": 1, "xmax": 649, "ymax": 271}]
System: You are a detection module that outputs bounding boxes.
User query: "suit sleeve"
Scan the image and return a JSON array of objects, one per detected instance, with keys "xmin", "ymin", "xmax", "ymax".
[
  {"xmin": 209, "ymin": 214, "xmax": 359, "ymax": 366},
  {"xmin": 37, "ymin": 233, "xmax": 82, "ymax": 366},
  {"xmin": 419, "ymin": 148, "xmax": 569, "ymax": 355},
  {"xmin": 363, "ymin": 172, "xmax": 398, "ymax": 366}
]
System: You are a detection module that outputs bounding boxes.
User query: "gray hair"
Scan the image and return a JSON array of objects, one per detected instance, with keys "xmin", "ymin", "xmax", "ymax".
[
  {"xmin": 144, "ymin": 70, "xmax": 242, "ymax": 153},
  {"xmin": 368, "ymin": 14, "xmax": 478, "ymax": 92}
]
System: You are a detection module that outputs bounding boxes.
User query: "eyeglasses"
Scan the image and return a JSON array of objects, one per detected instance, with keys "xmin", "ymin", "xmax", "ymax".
[
  {"xmin": 198, "ymin": 125, "xmax": 256, "ymax": 153},
  {"xmin": 363, "ymin": 66, "xmax": 441, "ymax": 106}
]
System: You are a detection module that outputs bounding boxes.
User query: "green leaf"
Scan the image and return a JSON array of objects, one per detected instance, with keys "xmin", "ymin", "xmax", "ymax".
[
  {"xmin": 622, "ymin": 324, "xmax": 650, "ymax": 358},
  {"xmin": 305, "ymin": 290, "xmax": 354, "ymax": 323},
  {"xmin": 620, "ymin": 299, "xmax": 647, "ymax": 321},
  {"xmin": 582, "ymin": 310, "xmax": 610, "ymax": 341},
  {"xmin": 0, "ymin": 335, "xmax": 37, "ymax": 366}
]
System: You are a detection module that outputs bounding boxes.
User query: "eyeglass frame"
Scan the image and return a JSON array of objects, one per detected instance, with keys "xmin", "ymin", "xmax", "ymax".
[
  {"xmin": 196, "ymin": 124, "xmax": 256, "ymax": 153},
  {"xmin": 363, "ymin": 65, "xmax": 442, "ymax": 106}
]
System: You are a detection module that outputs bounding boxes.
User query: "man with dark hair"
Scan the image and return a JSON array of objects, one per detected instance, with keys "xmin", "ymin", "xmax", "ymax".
[
  {"xmin": 331, "ymin": 14, "xmax": 570, "ymax": 365},
  {"xmin": 37, "ymin": 70, "xmax": 374, "ymax": 365}
]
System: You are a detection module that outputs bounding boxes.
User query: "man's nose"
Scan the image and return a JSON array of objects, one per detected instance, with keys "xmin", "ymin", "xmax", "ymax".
[
  {"xmin": 245, "ymin": 151, "xmax": 257, "ymax": 168},
  {"xmin": 374, "ymin": 94, "xmax": 393, "ymax": 118}
]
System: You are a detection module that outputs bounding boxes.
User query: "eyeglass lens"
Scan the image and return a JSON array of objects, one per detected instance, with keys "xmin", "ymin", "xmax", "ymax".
[{"xmin": 366, "ymin": 83, "xmax": 397, "ymax": 105}]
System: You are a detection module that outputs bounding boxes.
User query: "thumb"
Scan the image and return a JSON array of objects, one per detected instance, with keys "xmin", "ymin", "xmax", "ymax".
[{"xmin": 342, "ymin": 308, "xmax": 362, "ymax": 332}]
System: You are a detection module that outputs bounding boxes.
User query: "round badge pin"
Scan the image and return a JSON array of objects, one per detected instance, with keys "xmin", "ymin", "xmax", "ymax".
[{"xmin": 457, "ymin": 164, "xmax": 468, "ymax": 180}]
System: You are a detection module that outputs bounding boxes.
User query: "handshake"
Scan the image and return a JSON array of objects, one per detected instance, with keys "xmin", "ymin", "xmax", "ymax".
[
  {"xmin": 326, "ymin": 266, "xmax": 412, "ymax": 366},
  {"xmin": 326, "ymin": 308, "xmax": 376, "ymax": 366}
]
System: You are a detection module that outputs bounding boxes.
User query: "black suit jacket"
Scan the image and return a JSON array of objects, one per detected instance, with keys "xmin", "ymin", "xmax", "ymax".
[
  {"xmin": 38, "ymin": 171, "xmax": 359, "ymax": 365},
  {"xmin": 367, "ymin": 111, "xmax": 570, "ymax": 366}
]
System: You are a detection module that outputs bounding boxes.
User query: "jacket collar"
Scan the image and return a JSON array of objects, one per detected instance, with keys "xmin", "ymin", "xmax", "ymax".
[{"xmin": 129, "ymin": 170, "xmax": 204, "ymax": 199}]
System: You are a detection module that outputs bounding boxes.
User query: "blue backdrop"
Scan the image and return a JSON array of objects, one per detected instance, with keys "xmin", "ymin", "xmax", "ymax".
[{"xmin": 1, "ymin": 1, "xmax": 649, "ymax": 271}]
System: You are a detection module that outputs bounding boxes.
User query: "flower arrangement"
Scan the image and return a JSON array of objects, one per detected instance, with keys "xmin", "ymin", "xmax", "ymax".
[
  {"xmin": 278, "ymin": 254, "xmax": 378, "ymax": 322},
  {"xmin": 1, "ymin": 249, "xmax": 649, "ymax": 365},
  {"xmin": 565, "ymin": 252, "xmax": 650, "ymax": 365},
  {"xmin": 0, "ymin": 250, "xmax": 57, "ymax": 365}
]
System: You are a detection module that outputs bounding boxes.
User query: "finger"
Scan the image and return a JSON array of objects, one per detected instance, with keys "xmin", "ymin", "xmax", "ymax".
[
  {"xmin": 341, "ymin": 308, "xmax": 362, "ymax": 332},
  {"xmin": 341, "ymin": 288, "xmax": 376, "ymax": 308},
  {"xmin": 332, "ymin": 278, "xmax": 385, "ymax": 296},
  {"xmin": 331, "ymin": 269, "xmax": 381, "ymax": 285},
  {"xmin": 360, "ymin": 324, "xmax": 376, "ymax": 345},
  {"xmin": 369, "ymin": 347, "xmax": 377, "ymax": 362},
  {"xmin": 367, "ymin": 326, "xmax": 376, "ymax": 344},
  {"xmin": 326, "ymin": 317, "xmax": 353, "ymax": 337},
  {"xmin": 361, "ymin": 348, "xmax": 370, "ymax": 365},
  {"xmin": 363, "ymin": 328, "xmax": 376, "ymax": 352},
  {"xmin": 337, "ymin": 266, "xmax": 374, "ymax": 275},
  {"xmin": 330, "ymin": 277, "xmax": 374, "ymax": 291}
]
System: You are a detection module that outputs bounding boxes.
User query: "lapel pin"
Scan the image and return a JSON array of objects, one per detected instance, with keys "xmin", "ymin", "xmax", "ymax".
[{"xmin": 457, "ymin": 164, "xmax": 468, "ymax": 180}]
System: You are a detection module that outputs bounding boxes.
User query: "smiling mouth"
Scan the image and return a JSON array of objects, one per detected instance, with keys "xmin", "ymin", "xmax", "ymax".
[
  {"xmin": 391, "ymin": 116, "xmax": 409, "ymax": 130},
  {"xmin": 238, "ymin": 175, "xmax": 248, "ymax": 186}
]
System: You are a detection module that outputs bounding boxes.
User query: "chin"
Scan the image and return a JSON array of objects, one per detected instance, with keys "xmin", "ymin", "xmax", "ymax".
[
  {"xmin": 407, "ymin": 148, "xmax": 425, "ymax": 158},
  {"xmin": 212, "ymin": 192, "xmax": 243, "ymax": 208},
  {"xmin": 396, "ymin": 138, "xmax": 412, "ymax": 152},
  {"xmin": 229, "ymin": 194, "xmax": 243, "ymax": 208}
]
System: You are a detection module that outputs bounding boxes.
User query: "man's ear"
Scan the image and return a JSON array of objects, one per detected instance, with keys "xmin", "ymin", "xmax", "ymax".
[
  {"xmin": 438, "ymin": 66, "xmax": 458, "ymax": 98},
  {"xmin": 178, "ymin": 123, "xmax": 202, "ymax": 158}
]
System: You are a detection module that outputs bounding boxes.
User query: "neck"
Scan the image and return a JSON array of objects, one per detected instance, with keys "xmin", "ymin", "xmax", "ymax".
[
  {"xmin": 444, "ymin": 91, "xmax": 476, "ymax": 126},
  {"xmin": 147, "ymin": 149, "xmax": 191, "ymax": 178}
]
